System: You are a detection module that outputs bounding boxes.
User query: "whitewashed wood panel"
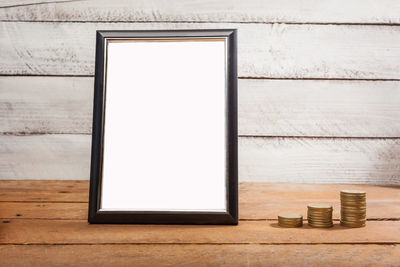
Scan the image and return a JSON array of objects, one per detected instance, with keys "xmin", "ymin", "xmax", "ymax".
[
  {"xmin": 1, "ymin": 0, "xmax": 400, "ymax": 24},
  {"xmin": 0, "ymin": 134, "xmax": 90, "ymax": 180},
  {"xmin": 1, "ymin": 22, "xmax": 400, "ymax": 79},
  {"xmin": 0, "ymin": 0, "xmax": 64, "ymax": 8},
  {"xmin": 0, "ymin": 76, "xmax": 93, "ymax": 134},
  {"xmin": 0, "ymin": 134, "xmax": 398, "ymax": 184},
  {"xmin": 239, "ymin": 79, "xmax": 400, "ymax": 137},
  {"xmin": 240, "ymin": 137, "xmax": 400, "ymax": 185},
  {"xmin": 1, "ymin": 76, "xmax": 400, "ymax": 137}
]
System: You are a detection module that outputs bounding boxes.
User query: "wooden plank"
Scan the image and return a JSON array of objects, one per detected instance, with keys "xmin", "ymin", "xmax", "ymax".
[
  {"xmin": 240, "ymin": 183, "xmax": 400, "ymax": 220},
  {"xmin": 0, "ymin": 135, "xmax": 90, "ymax": 180},
  {"xmin": 1, "ymin": 194, "xmax": 399, "ymax": 220},
  {"xmin": 2, "ymin": 77, "xmax": 400, "ymax": 138},
  {"xmin": 0, "ymin": 180, "xmax": 88, "ymax": 202},
  {"xmin": 1, "ymin": 22, "xmax": 400, "ymax": 79},
  {"xmin": 1, "ymin": 0, "xmax": 400, "ymax": 24},
  {"xmin": 240, "ymin": 137, "xmax": 400, "ymax": 185},
  {"xmin": 1, "ymin": 244, "xmax": 400, "ymax": 266},
  {"xmin": 0, "ymin": 76, "xmax": 93, "ymax": 135},
  {"xmin": 1, "ymin": 135, "xmax": 400, "ymax": 184},
  {"xmin": 0, "ymin": 202, "xmax": 87, "ymax": 219},
  {"xmin": 239, "ymin": 79, "xmax": 400, "ymax": 137},
  {"xmin": 1, "ymin": 182, "xmax": 399, "ymax": 220},
  {"xmin": 0, "ymin": 0, "xmax": 64, "ymax": 8},
  {"xmin": 1, "ymin": 219, "xmax": 399, "ymax": 244}
]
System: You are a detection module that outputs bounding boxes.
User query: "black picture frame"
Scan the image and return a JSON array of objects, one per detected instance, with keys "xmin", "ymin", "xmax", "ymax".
[{"xmin": 88, "ymin": 29, "xmax": 238, "ymax": 224}]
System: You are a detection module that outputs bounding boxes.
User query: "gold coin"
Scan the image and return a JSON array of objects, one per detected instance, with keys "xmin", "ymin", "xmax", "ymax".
[
  {"xmin": 308, "ymin": 217, "xmax": 332, "ymax": 220},
  {"xmin": 308, "ymin": 223, "xmax": 333, "ymax": 228},
  {"xmin": 341, "ymin": 195, "xmax": 366, "ymax": 199},
  {"xmin": 341, "ymin": 210, "xmax": 366, "ymax": 214},
  {"xmin": 341, "ymin": 195, "xmax": 366, "ymax": 198},
  {"xmin": 279, "ymin": 224, "xmax": 303, "ymax": 228},
  {"xmin": 340, "ymin": 221, "xmax": 366, "ymax": 228},
  {"xmin": 308, "ymin": 217, "xmax": 333, "ymax": 221},
  {"xmin": 278, "ymin": 221, "xmax": 303, "ymax": 228},
  {"xmin": 307, "ymin": 212, "xmax": 332, "ymax": 217},
  {"xmin": 341, "ymin": 201, "xmax": 366, "ymax": 204},
  {"xmin": 278, "ymin": 213, "xmax": 303, "ymax": 219},
  {"xmin": 309, "ymin": 224, "xmax": 333, "ymax": 228},
  {"xmin": 308, "ymin": 209, "xmax": 333, "ymax": 212},
  {"xmin": 308, "ymin": 219, "xmax": 333, "ymax": 223},
  {"xmin": 341, "ymin": 205, "xmax": 366, "ymax": 209},
  {"xmin": 278, "ymin": 220, "xmax": 303, "ymax": 224},
  {"xmin": 308, "ymin": 216, "xmax": 332, "ymax": 220},
  {"xmin": 340, "ymin": 194, "xmax": 366, "ymax": 197},
  {"xmin": 341, "ymin": 189, "xmax": 366, "ymax": 195},
  {"xmin": 341, "ymin": 216, "xmax": 366, "ymax": 221},
  {"xmin": 341, "ymin": 206, "xmax": 366, "ymax": 210},
  {"xmin": 307, "ymin": 203, "xmax": 333, "ymax": 209},
  {"xmin": 341, "ymin": 209, "xmax": 366, "ymax": 213},
  {"xmin": 341, "ymin": 200, "xmax": 366, "ymax": 204},
  {"xmin": 341, "ymin": 211, "xmax": 366, "ymax": 216}
]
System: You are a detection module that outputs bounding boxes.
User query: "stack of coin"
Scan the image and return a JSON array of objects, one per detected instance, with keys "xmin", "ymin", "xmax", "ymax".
[
  {"xmin": 340, "ymin": 190, "xmax": 366, "ymax": 228},
  {"xmin": 307, "ymin": 204, "xmax": 333, "ymax": 228},
  {"xmin": 278, "ymin": 212, "xmax": 303, "ymax": 227}
]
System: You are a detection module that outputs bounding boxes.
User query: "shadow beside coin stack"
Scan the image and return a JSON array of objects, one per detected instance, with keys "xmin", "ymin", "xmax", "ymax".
[{"xmin": 277, "ymin": 190, "xmax": 366, "ymax": 228}]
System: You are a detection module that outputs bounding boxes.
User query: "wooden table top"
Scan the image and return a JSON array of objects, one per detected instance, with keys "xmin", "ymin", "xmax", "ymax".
[{"xmin": 1, "ymin": 181, "xmax": 399, "ymax": 266}]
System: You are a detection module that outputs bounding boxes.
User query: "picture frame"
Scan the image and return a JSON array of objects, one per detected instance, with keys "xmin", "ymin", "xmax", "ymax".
[{"xmin": 88, "ymin": 29, "xmax": 238, "ymax": 224}]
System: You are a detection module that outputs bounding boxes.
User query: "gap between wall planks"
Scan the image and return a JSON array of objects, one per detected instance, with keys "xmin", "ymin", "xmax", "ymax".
[
  {"xmin": 0, "ymin": 135, "xmax": 399, "ymax": 184},
  {"xmin": 1, "ymin": 182, "xmax": 399, "ymax": 220},
  {"xmin": 1, "ymin": 0, "xmax": 400, "ymax": 25},
  {"xmin": 1, "ymin": 22, "xmax": 400, "ymax": 79},
  {"xmin": 1, "ymin": 77, "xmax": 400, "ymax": 138}
]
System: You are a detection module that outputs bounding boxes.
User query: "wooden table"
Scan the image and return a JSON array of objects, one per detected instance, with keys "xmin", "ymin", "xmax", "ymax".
[{"xmin": 1, "ymin": 181, "xmax": 400, "ymax": 266}]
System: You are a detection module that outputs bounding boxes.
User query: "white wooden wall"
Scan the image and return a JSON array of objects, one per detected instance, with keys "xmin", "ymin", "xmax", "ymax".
[{"xmin": 1, "ymin": 0, "xmax": 400, "ymax": 185}]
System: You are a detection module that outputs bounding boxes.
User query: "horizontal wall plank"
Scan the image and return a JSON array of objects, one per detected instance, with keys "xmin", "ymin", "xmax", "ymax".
[
  {"xmin": 1, "ymin": 0, "xmax": 400, "ymax": 24},
  {"xmin": 0, "ymin": 76, "xmax": 93, "ymax": 134},
  {"xmin": 2, "ymin": 244, "xmax": 400, "ymax": 266},
  {"xmin": 1, "ymin": 22, "xmax": 400, "ymax": 79},
  {"xmin": 2, "ymin": 77, "xmax": 400, "ymax": 137},
  {"xmin": 1, "ymin": 219, "xmax": 399, "ymax": 244},
  {"xmin": 0, "ymin": 135, "xmax": 90, "ymax": 180},
  {"xmin": 241, "ymin": 80, "xmax": 400, "ymax": 137},
  {"xmin": 0, "ymin": 135, "xmax": 399, "ymax": 184},
  {"xmin": 240, "ymin": 137, "xmax": 400, "ymax": 185},
  {"xmin": 2, "ymin": 182, "xmax": 400, "ymax": 219}
]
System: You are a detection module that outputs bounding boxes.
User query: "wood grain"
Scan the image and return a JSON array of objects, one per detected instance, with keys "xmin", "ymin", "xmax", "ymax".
[
  {"xmin": 240, "ymin": 137, "xmax": 400, "ymax": 185},
  {"xmin": 1, "ymin": 182, "xmax": 399, "ymax": 266},
  {"xmin": 1, "ymin": 181, "xmax": 399, "ymax": 220},
  {"xmin": 0, "ymin": 180, "xmax": 88, "ymax": 202},
  {"xmin": 1, "ymin": 219, "xmax": 399, "ymax": 244},
  {"xmin": 2, "ymin": 77, "xmax": 400, "ymax": 138},
  {"xmin": 1, "ymin": 135, "xmax": 399, "ymax": 184},
  {"xmin": 0, "ymin": 135, "xmax": 90, "ymax": 180},
  {"xmin": 1, "ymin": 0, "xmax": 400, "ymax": 24},
  {"xmin": 1, "ymin": 195, "xmax": 399, "ymax": 221},
  {"xmin": 1, "ymin": 244, "xmax": 400, "ymax": 267},
  {"xmin": 239, "ymin": 79, "xmax": 400, "ymax": 137},
  {"xmin": 0, "ymin": 76, "xmax": 93, "ymax": 135},
  {"xmin": 1, "ymin": 22, "xmax": 400, "ymax": 79}
]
